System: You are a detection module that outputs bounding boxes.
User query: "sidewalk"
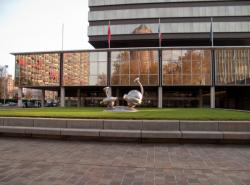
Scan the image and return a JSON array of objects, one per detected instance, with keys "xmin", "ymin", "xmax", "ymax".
[{"xmin": 0, "ymin": 137, "xmax": 249, "ymax": 185}]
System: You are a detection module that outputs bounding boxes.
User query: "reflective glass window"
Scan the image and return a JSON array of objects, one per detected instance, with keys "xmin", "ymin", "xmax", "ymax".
[
  {"xmin": 63, "ymin": 51, "xmax": 107, "ymax": 86},
  {"xmin": 111, "ymin": 50, "xmax": 159, "ymax": 86},
  {"xmin": 15, "ymin": 53, "xmax": 60, "ymax": 87},
  {"xmin": 215, "ymin": 49, "xmax": 249, "ymax": 85},
  {"xmin": 162, "ymin": 49, "xmax": 211, "ymax": 86}
]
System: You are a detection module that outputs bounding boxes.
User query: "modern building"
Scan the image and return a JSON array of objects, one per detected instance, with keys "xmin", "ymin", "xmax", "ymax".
[
  {"xmin": 12, "ymin": 0, "xmax": 250, "ymax": 110},
  {"xmin": 88, "ymin": 0, "xmax": 250, "ymax": 48},
  {"xmin": 0, "ymin": 74, "xmax": 15, "ymax": 99}
]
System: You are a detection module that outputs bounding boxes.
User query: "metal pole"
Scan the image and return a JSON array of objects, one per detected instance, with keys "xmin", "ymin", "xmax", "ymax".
[
  {"xmin": 158, "ymin": 48, "xmax": 163, "ymax": 108},
  {"xmin": 211, "ymin": 48, "xmax": 216, "ymax": 108},
  {"xmin": 3, "ymin": 65, "xmax": 8, "ymax": 105},
  {"xmin": 3, "ymin": 78, "xmax": 6, "ymax": 105}
]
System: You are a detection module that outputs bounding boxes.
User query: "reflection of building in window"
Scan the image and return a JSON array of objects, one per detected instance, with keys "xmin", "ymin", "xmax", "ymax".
[
  {"xmin": 163, "ymin": 50, "xmax": 211, "ymax": 85},
  {"xmin": 216, "ymin": 49, "xmax": 250, "ymax": 85},
  {"xmin": 15, "ymin": 54, "xmax": 60, "ymax": 87},
  {"xmin": 111, "ymin": 49, "xmax": 158, "ymax": 86},
  {"xmin": 63, "ymin": 52, "xmax": 107, "ymax": 86},
  {"xmin": 111, "ymin": 24, "xmax": 158, "ymax": 85},
  {"xmin": 132, "ymin": 24, "xmax": 152, "ymax": 34},
  {"xmin": 63, "ymin": 52, "xmax": 90, "ymax": 86}
]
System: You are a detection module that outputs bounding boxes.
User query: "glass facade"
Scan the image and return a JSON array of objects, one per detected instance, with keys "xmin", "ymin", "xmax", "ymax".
[
  {"xmin": 216, "ymin": 49, "xmax": 250, "ymax": 85},
  {"xmin": 63, "ymin": 51, "xmax": 107, "ymax": 86},
  {"xmin": 14, "ymin": 48, "xmax": 250, "ymax": 88},
  {"xmin": 111, "ymin": 50, "xmax": 159, "ymax": 86},
  {"xmin": 15, "ymin": 53, "xmax": 60, "ymax": 87},
  {"xmin": 162, "ymin": 49, "xmax": 211, "ymax": 86}
]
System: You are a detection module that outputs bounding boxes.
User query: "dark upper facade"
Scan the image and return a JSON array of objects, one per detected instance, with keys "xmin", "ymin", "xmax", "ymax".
[{"xmin": 88, "ymin": 0, "xmax": 250, "ymax": 48}]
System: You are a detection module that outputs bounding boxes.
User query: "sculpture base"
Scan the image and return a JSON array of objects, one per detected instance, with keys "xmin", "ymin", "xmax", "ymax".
[{"xmin": 103, "ymin": 106, "xmax": 138, "ymax": 112}]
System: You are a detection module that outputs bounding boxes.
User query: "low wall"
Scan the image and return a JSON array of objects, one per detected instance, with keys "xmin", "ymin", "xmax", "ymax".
[{"xmin": 0, "ymin": 117, "xmax": 250, "ymax": 141}]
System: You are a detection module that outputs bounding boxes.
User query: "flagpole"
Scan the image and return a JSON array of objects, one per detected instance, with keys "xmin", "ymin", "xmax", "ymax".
[
  {"xmin": 210, "ymin": 17, "xmax": 214, "ymax": 47},
  {"xmin": 210, "ymin": 17, "xmax": 215, "ymax": 108},
  {"xmin": 108, "ymin": 21, "xmax": 111, "ymax": 48},
  {"xmin": 158, "ymin": 18, "xmax": 163, "ymax": 108},
  {"xmin": 158, "ymin": 18, "xmax": 162, "ymax": 48},
  {"xmin": 61, "ymin": 23, "xmax": 64, "ymax": 51}
]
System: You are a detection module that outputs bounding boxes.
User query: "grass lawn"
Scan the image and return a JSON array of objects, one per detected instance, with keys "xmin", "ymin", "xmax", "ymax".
[{"xmin": 0, "ymin": 107, "xmax": 249, "ymax": 120}]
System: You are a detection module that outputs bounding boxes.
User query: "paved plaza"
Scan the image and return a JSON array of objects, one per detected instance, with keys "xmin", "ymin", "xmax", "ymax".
[{"xmin": 0, "ymin": 138, "xmax": 249, "ymax": 185}]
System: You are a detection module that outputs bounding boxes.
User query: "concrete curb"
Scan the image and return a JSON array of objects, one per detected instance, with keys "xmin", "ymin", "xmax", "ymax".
[{"xmin": 0, "ymin": 117, "xmax": 250, "ymax": 142}]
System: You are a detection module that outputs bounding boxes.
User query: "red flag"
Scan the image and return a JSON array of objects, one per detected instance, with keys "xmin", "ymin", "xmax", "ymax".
[
  {"xmin": 158, "ymin": 18, "xmax": 163, "ymax": 47},
  {"xmin": 108, "ymin": 21, "xmax": 111, "ymax": 48}
]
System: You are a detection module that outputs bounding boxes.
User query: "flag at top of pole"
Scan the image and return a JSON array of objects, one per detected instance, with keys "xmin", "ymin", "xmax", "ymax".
[
  {"xmin": 158, "ymin": 18, "xmax": 163, "ymax": 47},
  {"xmin": 210, "ymin": 17, "xmax": 214, "ymax": 46},
  {"xmin": 108, "ymin": 21, "xmax": 111, "ymax": 48}
]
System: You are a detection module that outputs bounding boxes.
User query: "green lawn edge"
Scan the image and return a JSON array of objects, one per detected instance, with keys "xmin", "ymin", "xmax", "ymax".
[{"xmin": 0, "ymin": 107, "xmax": 249, "ymax": 120}]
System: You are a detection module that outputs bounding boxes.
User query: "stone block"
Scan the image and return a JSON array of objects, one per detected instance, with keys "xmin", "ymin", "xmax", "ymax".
[
  {"xmin": 61, "ymin": 128, "xmax": 100, "ymax": 137},
  {"xmin": 180, "ymin": 121, "xmax": 218, "ymax": 131},
  {"xmin": 142, "ymin": 131, "xmax": 181, "ymax": 138},
  {"xmin": 0, "ymin": 118, "xmax": 4, "ymax": 126},
  {"xmin": 100, "ymin": 129, "xmax": 141, "ymax": 138},
  {"xmin": 34, "ymin": 119, "xmax": 67, "ymax": 128},
  {"xmin": 219, "ymin": 121, "xmax": 250, "ymax": 132},
  {"xmin": 67, "ymin": 119, "xmax": 103, "ymax": 129},
  {"xmin": 0, "ymin": 126, "xmax": 26, "ymax": 134},
  {"xmin": 25, "ymin": 127, "xmax": 61, "ymax": 135},
  {"xmin": 181, "ymin": 131, "xmax": 223, "ymax": 139},
  {"xmin": 4, "ymin": 118, "xmax": 33, "ymax": 127},
  {"xmin": 223, "ymin": 132, "xmax": 250, "ymax": 140},
  {"xmin": 142, "ymin": 120, "xmax": 179, "ymax": 131},
  {"xmin": 103, "ymin": 120, "xmax": 142, "ymax": 130}
]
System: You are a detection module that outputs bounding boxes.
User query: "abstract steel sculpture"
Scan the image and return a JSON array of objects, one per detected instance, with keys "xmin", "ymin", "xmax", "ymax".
[
  {"xmin": 100, "ymin": 87, "xmax": 117, "ymax": 109},
  {"xmin": 101, "ymin": 77, "xmax": 143, "ymax": 112},
  {"xmin": 123, "ymin": 77, "xmax": 144, "ymax": 108}
]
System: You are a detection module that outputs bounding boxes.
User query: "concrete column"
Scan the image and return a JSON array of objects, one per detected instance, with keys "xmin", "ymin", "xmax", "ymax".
[
  {"xmin": 41, "ymin": 90, "xmax": 45, "ymax": 107},
  {"xmin": 77, "ymin": 89, "xmax": 81, "ymax": 108},
  {"xmin": 199, "ymin": 89, "xmax": 203, "ymax": 108},
  {"xmin": 158, "ymin": 86, "xmax": 162, "ymax": 108},
  {"xmin": 116, "ymin": 88, "xmax": 119, "ymax": 106},
  {"xmin": 60, "ymin": 87, "xmax": 65, "ymax": 107},
  {"xmin": 17, "ymin": 87, "xmax": 23, "ymax": 107},
  {"xmin": 210, "ymin": 86, "xmax": 215, "ymax": 108}
]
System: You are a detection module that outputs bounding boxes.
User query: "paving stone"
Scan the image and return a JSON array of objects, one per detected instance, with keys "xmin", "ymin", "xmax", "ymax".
[
  {"xmin": 219, "ymin": 121, "xmax": 250, "ymax": 132},
  {"xmin": 25, "ymin": 127, "xmax": 61, "ymax": 135},
  {"xmin": 0, "ymin": 126, "xmax": 26, "ymax": 134},
  {"xmin": 0, "ymin": 118, "xmax": 4, "ymax": 126},
  {"xmin": 100, "ymin": 129, "xmax": 141, "ymax": 138},
  {"xmin": 142, "ymin": 120, "xmax": 179, "ymax": 131},
  {"xmin": 181, "ymin": 131, "xmax": 223, "ymax": 139},
  {"xmin": 103, "ymin": 120, "xmax": 142, "ymax": 130},
  {"xmin": 0, "ymin": 138, "xmax": 249, "ymax": 185},
  {"xmin": 61, "ymin": 128, "xmax": 100, "ymax": 137},
  {"xmin": 67, "ymin": 119, "xmax": 103, "ymax": 129},
  {"xmin": 142, "ymin": 131, "xmax": 181, "ymax": 138},
  {"xmin": 33, "ymin": 118, "xmax": 67, "ymax": 128},
  {"xmin": 180, "ymin": 121, "xmax": 219, "ymax": 131},
  {"xmin": 4, "ymin": 118, "xmax": 34, "ymax": 127},
  {"xmin": 223, "ymin": 131, "xmax": 250, "ymax": 140}
]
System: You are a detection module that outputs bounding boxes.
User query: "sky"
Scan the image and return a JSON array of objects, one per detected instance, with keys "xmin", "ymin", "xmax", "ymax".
[{"xmin": 0, "ymin": 0, "xmax": 93, "ymax": 76}]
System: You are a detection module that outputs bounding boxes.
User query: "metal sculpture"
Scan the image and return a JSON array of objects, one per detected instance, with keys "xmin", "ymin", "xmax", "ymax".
[
  {"xmin": 100, "ymin": 87, "xmax": 117, "ymax": 109},
  {"xmin": 123, "ymin": 77, "xmax": 144, "ymax": 108}
]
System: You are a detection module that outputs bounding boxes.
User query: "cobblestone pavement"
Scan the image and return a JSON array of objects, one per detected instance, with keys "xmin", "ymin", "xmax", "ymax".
[{"xmin": 0, "ymin": 138, "xmax": 250, "ymax": 185}]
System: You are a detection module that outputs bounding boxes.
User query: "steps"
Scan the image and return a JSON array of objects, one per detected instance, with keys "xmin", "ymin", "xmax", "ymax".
[{"xmin": 0, "ymin": 117, "xmax": 250, "ymax": 142}]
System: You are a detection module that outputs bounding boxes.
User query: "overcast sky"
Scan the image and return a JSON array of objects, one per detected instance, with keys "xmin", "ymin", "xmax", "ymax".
[{"xmin": 0, "ymin": 0, "xmax": 93, "ymax": 76}]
